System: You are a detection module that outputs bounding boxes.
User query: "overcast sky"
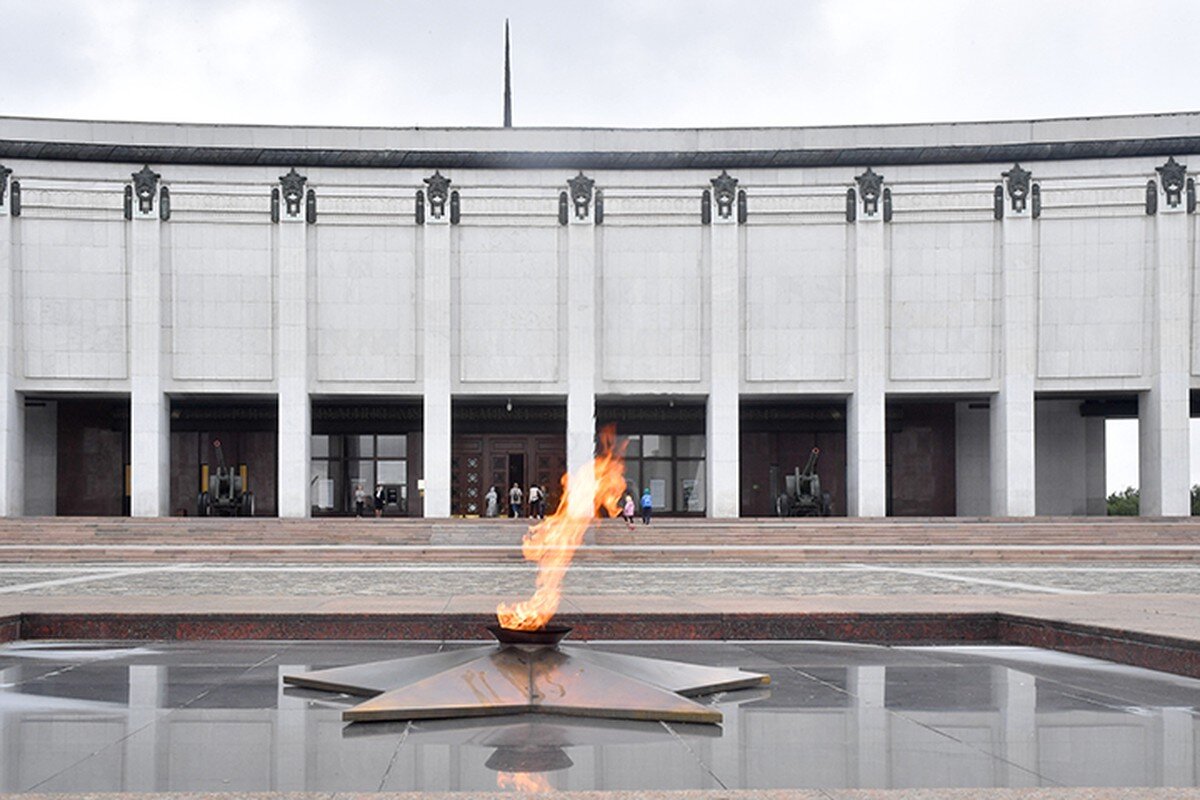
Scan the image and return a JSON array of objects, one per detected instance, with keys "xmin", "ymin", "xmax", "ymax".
[
  {"xmin": 1, "ymin": 0, "xmax": 1198, "ymax": 128},
  {"xmin": 1, "ymin": 0, "xmax": 1196, "ymax": 493}
]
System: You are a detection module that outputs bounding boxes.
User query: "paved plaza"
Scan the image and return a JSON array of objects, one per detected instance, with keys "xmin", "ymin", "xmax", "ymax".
[
  {"xmin": 2, "ymin": 560, "xmax": 1200, "ymax": 597},
  {"xmin": 0, "ymin": 517, "xmax": 1197, "ymax": 798}
]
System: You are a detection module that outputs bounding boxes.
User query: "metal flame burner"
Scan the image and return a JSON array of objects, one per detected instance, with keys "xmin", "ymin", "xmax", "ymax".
[
  {"xmin": 487, "ymin": 623, "xmax": 572, "ymax": 646},
  {"xmin": 284, "ymin": 626, "xmax": 769, "ymax": 725}
]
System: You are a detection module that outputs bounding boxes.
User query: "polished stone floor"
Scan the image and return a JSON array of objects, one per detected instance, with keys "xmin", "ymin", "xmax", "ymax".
[{"xmin": 0, "ymin": 639, "xmax": 1197, "ymax": 792}]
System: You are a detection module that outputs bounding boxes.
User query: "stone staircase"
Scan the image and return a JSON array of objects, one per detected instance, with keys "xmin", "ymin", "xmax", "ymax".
[{"xmin": 0, "ymin": 516, "xmax": 1198, "ymax": 563}]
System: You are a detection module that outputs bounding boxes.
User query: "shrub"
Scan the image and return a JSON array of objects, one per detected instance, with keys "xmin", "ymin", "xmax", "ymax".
[{"xmin": 1106, "ymin": 487, "xmax": 1139, "ymax": 516}]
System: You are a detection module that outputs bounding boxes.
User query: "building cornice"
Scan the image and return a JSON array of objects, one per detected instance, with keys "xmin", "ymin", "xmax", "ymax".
[{"xmin": 0, "ymin": 134, "xmax": 1197, "ymax": 170}]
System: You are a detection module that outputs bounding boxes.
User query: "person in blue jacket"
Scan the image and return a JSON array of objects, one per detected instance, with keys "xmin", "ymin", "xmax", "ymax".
[{"xmin": 640, "ymin": 487, "xmax": 653, "ymax": 525}]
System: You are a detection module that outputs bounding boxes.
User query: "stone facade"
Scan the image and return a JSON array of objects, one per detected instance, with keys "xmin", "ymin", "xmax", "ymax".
[{"xmin": 0, "ymin": 112, "xmax": 1196, "ymax": 517}]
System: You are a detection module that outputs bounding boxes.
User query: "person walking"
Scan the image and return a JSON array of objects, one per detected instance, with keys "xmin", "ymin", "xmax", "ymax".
[
  {"xmin": 373, "ymin": 483, "xmax": 385, "ymax": 518},
  {"xmin": 622, "ymin": 493, "xmax": 636, "ymax": 530},
  {"xmin": 508, "ymin": 482, "xmax": 523, "ymax": 518},
  {"xmin": 484, "ymin": 486, "xmax": 499, "ymax": 518},
  {"xmin": 640, "ymin": 487, "xmax": 653, "ymax": 525},
  {"xmin": 528, "ymin": 484, "xmax": 541, "ymax": 518},
  {"xmin": 354, "ymin": 484, "xmax": 366, "ymax": 517}
]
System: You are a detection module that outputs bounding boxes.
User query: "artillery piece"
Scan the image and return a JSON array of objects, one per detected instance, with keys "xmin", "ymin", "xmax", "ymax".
[
  {"xmin": 198, "ymin": 439, "xmax": 255, "ymax": 516},
  {"xmin": 775, "ymin": 446, "xmax": 832, "ymax": 517}
]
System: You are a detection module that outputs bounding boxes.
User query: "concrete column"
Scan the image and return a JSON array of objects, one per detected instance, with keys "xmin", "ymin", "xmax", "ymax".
[
  {"xmin": 954, "ymin": 401, "xmax": 991, "ymax": 516},
  {"xmin": 422, "ymin": 215, "xmax": 452, "ymax": 517},
  {"xmin": 992, "ymin": 208, "xmax": 1036, "ymax": 516},
  {"xmin": 1084, "ymin": 416, "xmax": 1107, "ymax": 515},
  {"xmin": 1140, "ymin": 198, "xmax": 1191, "ymax": 516},
  {"xmin": 565, "ymin": 196, "xmax": 596, "ymax": 481},
  {"xmin": 23, "ymin": 400, "xmax": 56, "ymax": 515},
  {"xmin": 848, "ymin": 207, "xmax": 886, "ymax": 516},
  {"xmin": 276, "ymin": 189, "xmax": 310, "ymax": 518},
  {"xmin": 0, "ymin": 181, "xmax": 20, "ymax": 516},
  {"xmin": 706, "ymin": 197, "xmax": 740, "ymax": 518},
  {"xmin": 129, "ymin": 184, "xmax": 167, "ymax": 517}
]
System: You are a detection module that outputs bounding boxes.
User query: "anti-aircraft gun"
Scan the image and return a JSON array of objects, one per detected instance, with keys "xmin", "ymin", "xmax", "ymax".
[
  {"xmin": 775, "ymin": 446, "xmax": 832, "ymax": 517},
  {"xmin": 198, "ymin": 439, "xmax": 255, "ymax": 517}
]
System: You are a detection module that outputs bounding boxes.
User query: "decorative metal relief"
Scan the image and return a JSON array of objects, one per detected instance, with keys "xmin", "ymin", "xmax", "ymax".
[
  {"xmin": 270, "ymin": 187, "xmax": 281, "ymax": 223},
  {"xmin": 567, "ymin": 171, "xmax": 595, "ymax": 220},
  {"xmin": 415, "ymin": 190, "xmax": 425, "ymax": 225},
  {"xmin": 710, "ymin": 170, "xmax": 738, "ymax": 219},
  {"xmin": 131, "ymin": 165, "xmax": 160, "ymax": 214},
  {"xmin": 845, "ymin": 188, "xmax": 856, "ymax": 222},
  {"xmin": 1002, "ymin": 163, "xmax": 1031, "ymax": 212},
  {"xmin": 305, "ymin": 188, "xmax": 317, "ymax": 224},
  {"xmin": 701, "ymin": 190, "xmax": 712, "ymax": 225},
  {"xmin": 9, "ymin": 181, "xmax": 19, "ymax": 217},
  {"xmin": 450, "ymin": 190, "xmax": 461, "ymax": 225},
  {"xmin": 558, "ymin": 192, "xmax": 569, "ymax": 225},
  {"xmin": 993, "ymin": 185, "xmax": 1005, "ymax": 220},
  {"xmin": 1031, "ymin": 184, "xmax": 1041, "ymax": 219},
  {"xmin": 854, "ymin": 168, "xmax": 884, "ymax": 216},
  {"xmin": 1146, "ymin": 180, "xmax": 1158, "ymax": 215},
  {"xmin": 737, "ymin": 190, "xmax": 747, "ymax": 224},
  {"xmin": 159, "ymin": 185, "xmax": 171, "ymax": 221},
  {"xmin": 279, "ymin": 168, "xmax": 307, "ymax": 217},
  {"xmin": 594, "ymin": 189, "xmax": 604, "ymax": 224},
  {"xmin": 0, "ymin": 164, "xmax": 10, "ymax": 204},
  {"xmin": 1156, "ymin": 156, "xmax": 1187, "ymax": 208},
  {"xmin": 123, "ymin": 185, "xmax": 133, "ymax": 220},
  {"xmin": 423, "ymin": 171, "xmax": 451, "ymax": 218}
]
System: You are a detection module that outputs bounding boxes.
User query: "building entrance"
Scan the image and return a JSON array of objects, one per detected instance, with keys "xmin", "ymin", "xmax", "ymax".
[
  {"xmin": 739, "ymin": 400, "xmax": 847, "ymax": 517},
  {"xmin": 170, "ymin": 398, "xmax": 278, "ymax": 517},
  {"xmin": 310, "ymin": 401, "xmax": 423, "ymax": 517},
  {"xmin": 451, "ymin": 399, "xmax": 566, "ymax": 517},
  {"xmin": 597, "ymin": 400, "xmax": 708, "ymax": 517},
  {"xmin": 25, "ymin": 397, "xmax": 130, "ymax": 516}
]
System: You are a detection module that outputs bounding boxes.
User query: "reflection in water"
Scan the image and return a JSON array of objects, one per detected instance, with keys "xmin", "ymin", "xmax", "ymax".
[
  {"xmin": 0, "ymin": 641, "xmax": 1197, "ymax": 792},
  {"xmin": 496, "ymin": 771, "xmax": 556, "ymax": 793}
]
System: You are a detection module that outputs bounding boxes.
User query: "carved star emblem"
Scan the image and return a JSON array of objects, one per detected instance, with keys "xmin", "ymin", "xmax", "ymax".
[{"xmin": 285, "ymin": 642, "xmax": 768, "ymax": 724}]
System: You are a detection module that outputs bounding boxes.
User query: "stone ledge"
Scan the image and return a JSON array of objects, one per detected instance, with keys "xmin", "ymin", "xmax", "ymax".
[{"xmin": 6, "ymin": 607, "xmax": 1199, "ymax": 682}]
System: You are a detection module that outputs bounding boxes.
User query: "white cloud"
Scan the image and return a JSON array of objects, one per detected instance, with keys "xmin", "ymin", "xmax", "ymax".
[{"xmin": 0, "ymin": 0, "xmax": 1196, "ymax": 127}]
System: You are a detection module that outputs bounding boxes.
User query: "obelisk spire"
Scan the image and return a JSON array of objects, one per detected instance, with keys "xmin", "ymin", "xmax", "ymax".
[{"xmin": 503, "ymin": 19, "xmax": 513, "ymax": 128}]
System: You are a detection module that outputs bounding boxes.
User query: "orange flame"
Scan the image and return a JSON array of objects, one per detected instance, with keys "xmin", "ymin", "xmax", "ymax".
[
  {"xmin": 496, "ymin": 426, "xmax": 627, "ymax": 631},
  {"xmin": 496, "ymin": 770, "xmax": 554, "ymax": 792}
]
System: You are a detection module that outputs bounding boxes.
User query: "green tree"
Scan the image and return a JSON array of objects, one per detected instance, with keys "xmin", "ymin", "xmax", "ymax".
[{"xmin": 1106, "ymin": 486, "xmax": 1139, "ymax": 516}]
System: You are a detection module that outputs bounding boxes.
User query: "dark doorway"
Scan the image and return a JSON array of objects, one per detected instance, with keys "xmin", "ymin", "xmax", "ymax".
[
  {"xmin": 55, "ymin": 398, "xmax": 130, "ymax": 516},
  {"xmin": 507, "ymin": 453, "xmax": 526, "ymax": 495},
  {"xmin": 886, "ymin": 401, "xmax": 956, "ymax": 516}
]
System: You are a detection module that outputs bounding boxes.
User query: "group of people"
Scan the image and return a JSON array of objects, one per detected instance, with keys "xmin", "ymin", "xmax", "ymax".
[
  {"xmin": 620, "ymin": 488, "xmax": 654, "ymax": 529},
  {"xmin": 480, "ymin": 482, "xmax": 653, "ymax": 525},
  {"xmin": 484, "ymin": 482, "xmax": 548, "ymax": 518},
  {"xmin": 353, "ymin": 483, "xmax": 387, "ymax": 518}
]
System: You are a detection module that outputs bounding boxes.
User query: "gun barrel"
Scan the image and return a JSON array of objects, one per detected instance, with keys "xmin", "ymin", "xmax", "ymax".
[
  {"xmin": 801, "ymin": 447, "xmax": 820, "ymax": 477},
  {"xmin": 212, "ymin": 439, "xmax": 227, "ymax": 471}
]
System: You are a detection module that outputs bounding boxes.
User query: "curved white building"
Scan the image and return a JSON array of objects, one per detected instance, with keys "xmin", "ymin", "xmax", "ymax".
[{"xmin": 0, "ymin": 112, "xmax": 1195, "ymax": 518}]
